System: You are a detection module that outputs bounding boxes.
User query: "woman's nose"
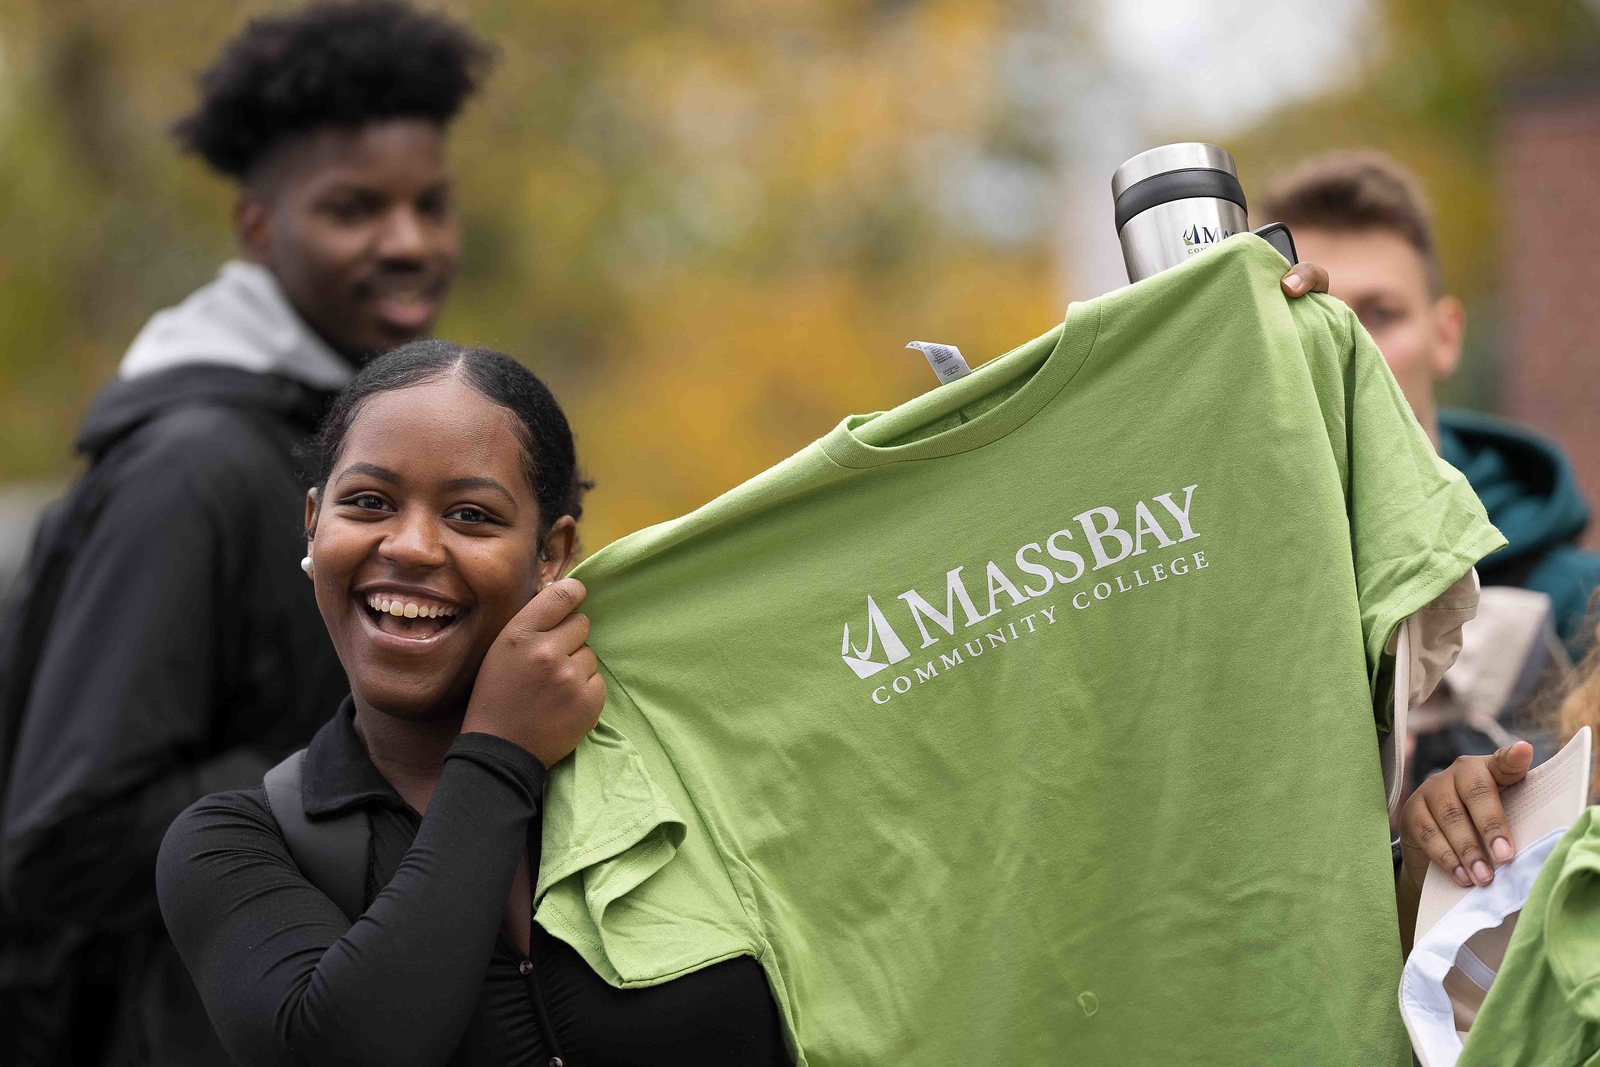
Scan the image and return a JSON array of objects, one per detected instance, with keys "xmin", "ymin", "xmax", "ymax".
[{"xmin": 380, "ymin": 509, "xmax": 447, "ymax": 568}]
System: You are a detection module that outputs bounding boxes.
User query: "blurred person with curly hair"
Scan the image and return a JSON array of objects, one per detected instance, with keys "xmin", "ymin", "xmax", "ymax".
[{"xmin": 0, "ymin": 3, "xmax": 489, "ymax": 1063}]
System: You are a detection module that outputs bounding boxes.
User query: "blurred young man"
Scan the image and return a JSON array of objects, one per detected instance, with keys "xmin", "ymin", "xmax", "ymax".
[
  {"xmin": 0, "ymin": 3, "xmax": 489, "ymax": 1063},
  {"xmin": 1263, "ymin": 152, "xmax": 1600, "ymax": 784}
]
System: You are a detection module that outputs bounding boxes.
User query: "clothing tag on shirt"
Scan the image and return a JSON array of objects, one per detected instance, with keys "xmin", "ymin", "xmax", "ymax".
[{"xmin": 906, "ymin": 341, "xmax": 972, "ymax": 385}]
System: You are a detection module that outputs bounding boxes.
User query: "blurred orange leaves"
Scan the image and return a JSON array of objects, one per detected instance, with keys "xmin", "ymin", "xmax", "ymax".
[{"xmin": 0, "ymin": 0, "xmax": 1066, "ymax": 552}]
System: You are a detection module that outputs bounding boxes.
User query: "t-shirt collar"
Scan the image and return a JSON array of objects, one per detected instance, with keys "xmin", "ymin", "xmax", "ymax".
[{"xmin": 819, "ymin": 300, "xmax": 1099, "ymax": 469}]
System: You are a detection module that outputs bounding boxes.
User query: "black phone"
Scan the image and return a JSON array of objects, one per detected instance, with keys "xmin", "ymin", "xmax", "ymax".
[{"xmin": 1251, "ymin": 222, "xmax": 1298, "ymax": 266}]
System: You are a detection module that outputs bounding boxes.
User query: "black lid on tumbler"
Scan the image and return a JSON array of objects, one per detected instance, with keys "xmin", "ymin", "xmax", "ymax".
[{"xmin": 1111, "ymin": 143, "xmax": 1247, "ymax": 233}]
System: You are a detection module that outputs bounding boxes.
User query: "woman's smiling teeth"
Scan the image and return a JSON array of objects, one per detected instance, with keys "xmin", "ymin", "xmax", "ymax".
[
  {"xmin": 366, "ymin": 593, "xmax": 457, "ymax": 619},
  {"xmin": 362, "ymin": 592, "xmax": 461, "ymax": 640}
]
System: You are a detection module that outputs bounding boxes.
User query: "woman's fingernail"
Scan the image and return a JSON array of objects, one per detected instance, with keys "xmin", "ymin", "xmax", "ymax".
[
  {"xmin": 1491, "ymin": 838, "xmax": 1514, "ymax": 863},
  {"xmin": 1471, "ymin": 861, "xmax": 1494, "ymax": 885},
  {"xmin": 1453, "ymin": 866, "xmax": 1471, "ymax": 887}
]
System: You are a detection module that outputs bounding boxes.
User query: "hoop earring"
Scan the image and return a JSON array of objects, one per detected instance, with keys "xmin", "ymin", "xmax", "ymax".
[{"xmin": 300, "ymin": 556, "xmax": 313, "ymax": 577}]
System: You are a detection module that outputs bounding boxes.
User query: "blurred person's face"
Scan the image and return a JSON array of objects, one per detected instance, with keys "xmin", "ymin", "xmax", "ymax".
[
  {"xmin": 236, "ymin": 119, "xmax": 460, "ymax": 360},
  {"xmin": 1292, "ymin": 227, "xmax": 1464, "ymax": 441},
  {"xmin": 305, "ymin": 376, "xmax": 576, "ymax": 722}
]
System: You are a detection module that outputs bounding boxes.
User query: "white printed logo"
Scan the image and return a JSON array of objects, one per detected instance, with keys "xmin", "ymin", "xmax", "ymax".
[
  {"xmin": 840, "ymin": 596, "xmax": 912, "ymax": 679},
  {"xmin": 838, "ymin": 484, "xmax": 1207, "ymax": 693}
]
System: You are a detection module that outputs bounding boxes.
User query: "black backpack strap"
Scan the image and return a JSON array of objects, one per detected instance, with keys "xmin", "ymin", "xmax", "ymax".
[{"xmin": 262, "ymin": 750, "xmax": 371, "ymax": 924}]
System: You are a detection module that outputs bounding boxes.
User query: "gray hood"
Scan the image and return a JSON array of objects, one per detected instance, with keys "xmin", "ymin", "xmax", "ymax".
[{"xmin": 119, "ymin": 260, "xmax": 353, "ymax": 391}]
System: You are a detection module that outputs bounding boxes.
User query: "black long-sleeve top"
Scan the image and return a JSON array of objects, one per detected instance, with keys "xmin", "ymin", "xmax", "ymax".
[{"xmin": 156, "ymin": 700, "xmax": 788, "ymax": 1067}]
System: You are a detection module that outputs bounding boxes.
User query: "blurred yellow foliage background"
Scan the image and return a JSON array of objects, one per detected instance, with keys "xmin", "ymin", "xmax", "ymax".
[
  {"xmin": 1, "ymin": 0, "xmax": 1596, "ymax": 552},
  {"xmin": 0, "ymin": 0, "xmax": 1068, "ymax": 552}
]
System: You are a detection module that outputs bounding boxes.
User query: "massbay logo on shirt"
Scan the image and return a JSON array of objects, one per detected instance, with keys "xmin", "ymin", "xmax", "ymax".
[{"xmin": 841, "ymin": 484, "xmax": 1208, "ymax": 696}]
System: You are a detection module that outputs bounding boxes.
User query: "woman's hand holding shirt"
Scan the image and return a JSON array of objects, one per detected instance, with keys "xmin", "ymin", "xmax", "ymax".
[{"xmin": 464, "ymin": 577, "xmax": 606, "ymax": 768}]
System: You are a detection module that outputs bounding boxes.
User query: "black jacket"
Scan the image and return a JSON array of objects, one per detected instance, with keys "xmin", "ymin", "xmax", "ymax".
[{"xmin": 0, "ymin": 365, "xmax": 349, "ymax": 1065}]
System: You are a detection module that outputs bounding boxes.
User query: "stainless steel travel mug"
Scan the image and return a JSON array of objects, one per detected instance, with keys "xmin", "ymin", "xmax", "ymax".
[{"xmin": 1112, "ymin": 143, "xmax": 1251, "ymax": 283}]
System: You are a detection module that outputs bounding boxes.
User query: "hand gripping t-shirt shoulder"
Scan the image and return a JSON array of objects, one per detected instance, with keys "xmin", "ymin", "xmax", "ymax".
[{"xmin": 538, "ymin": 236, "xmax": 1505, "ymax": 1066}]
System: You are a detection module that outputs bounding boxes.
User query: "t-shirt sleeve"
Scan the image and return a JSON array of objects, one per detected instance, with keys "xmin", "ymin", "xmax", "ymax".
[
  {"xmin": 1301, "ymin": 298, "xmax": 1506, "ymax": 714},
  {"xmin": 1546, "ymin": 817, "xmax": 1600, "ymax": 1021},
  {"xmin": 536, "ymin": 661, "xmax": 761, "ymax": 987}
]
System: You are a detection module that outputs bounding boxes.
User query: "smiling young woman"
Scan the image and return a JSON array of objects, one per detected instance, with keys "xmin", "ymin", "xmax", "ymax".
[{"xmin": 156, "ymin": 341, "xmax": 789, "ymax": 1067}]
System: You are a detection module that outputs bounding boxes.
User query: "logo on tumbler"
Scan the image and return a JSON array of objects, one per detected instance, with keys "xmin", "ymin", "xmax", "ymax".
[{"xmin": 1181, "ymin": 224, "xmax": 1234, "ymax": 253}]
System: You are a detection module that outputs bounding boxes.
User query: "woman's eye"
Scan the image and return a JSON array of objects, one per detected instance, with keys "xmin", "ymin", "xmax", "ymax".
[
  {"xmin": 450, "ymin": 506, "xmax": 490, "ymax": 525},
  {"xmin": 346, "ymin": 493, "xmax": 389, "ymax": 511}
]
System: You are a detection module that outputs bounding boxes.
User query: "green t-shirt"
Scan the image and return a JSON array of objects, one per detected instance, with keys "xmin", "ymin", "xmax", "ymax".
[
  {"xmin": 1459, "ymin": 806, "xmax": 1600, "ymax": 1066},
  {"xmin": 541, "ymin": 235, "xmax": 1505, "ymax": 1065}
]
